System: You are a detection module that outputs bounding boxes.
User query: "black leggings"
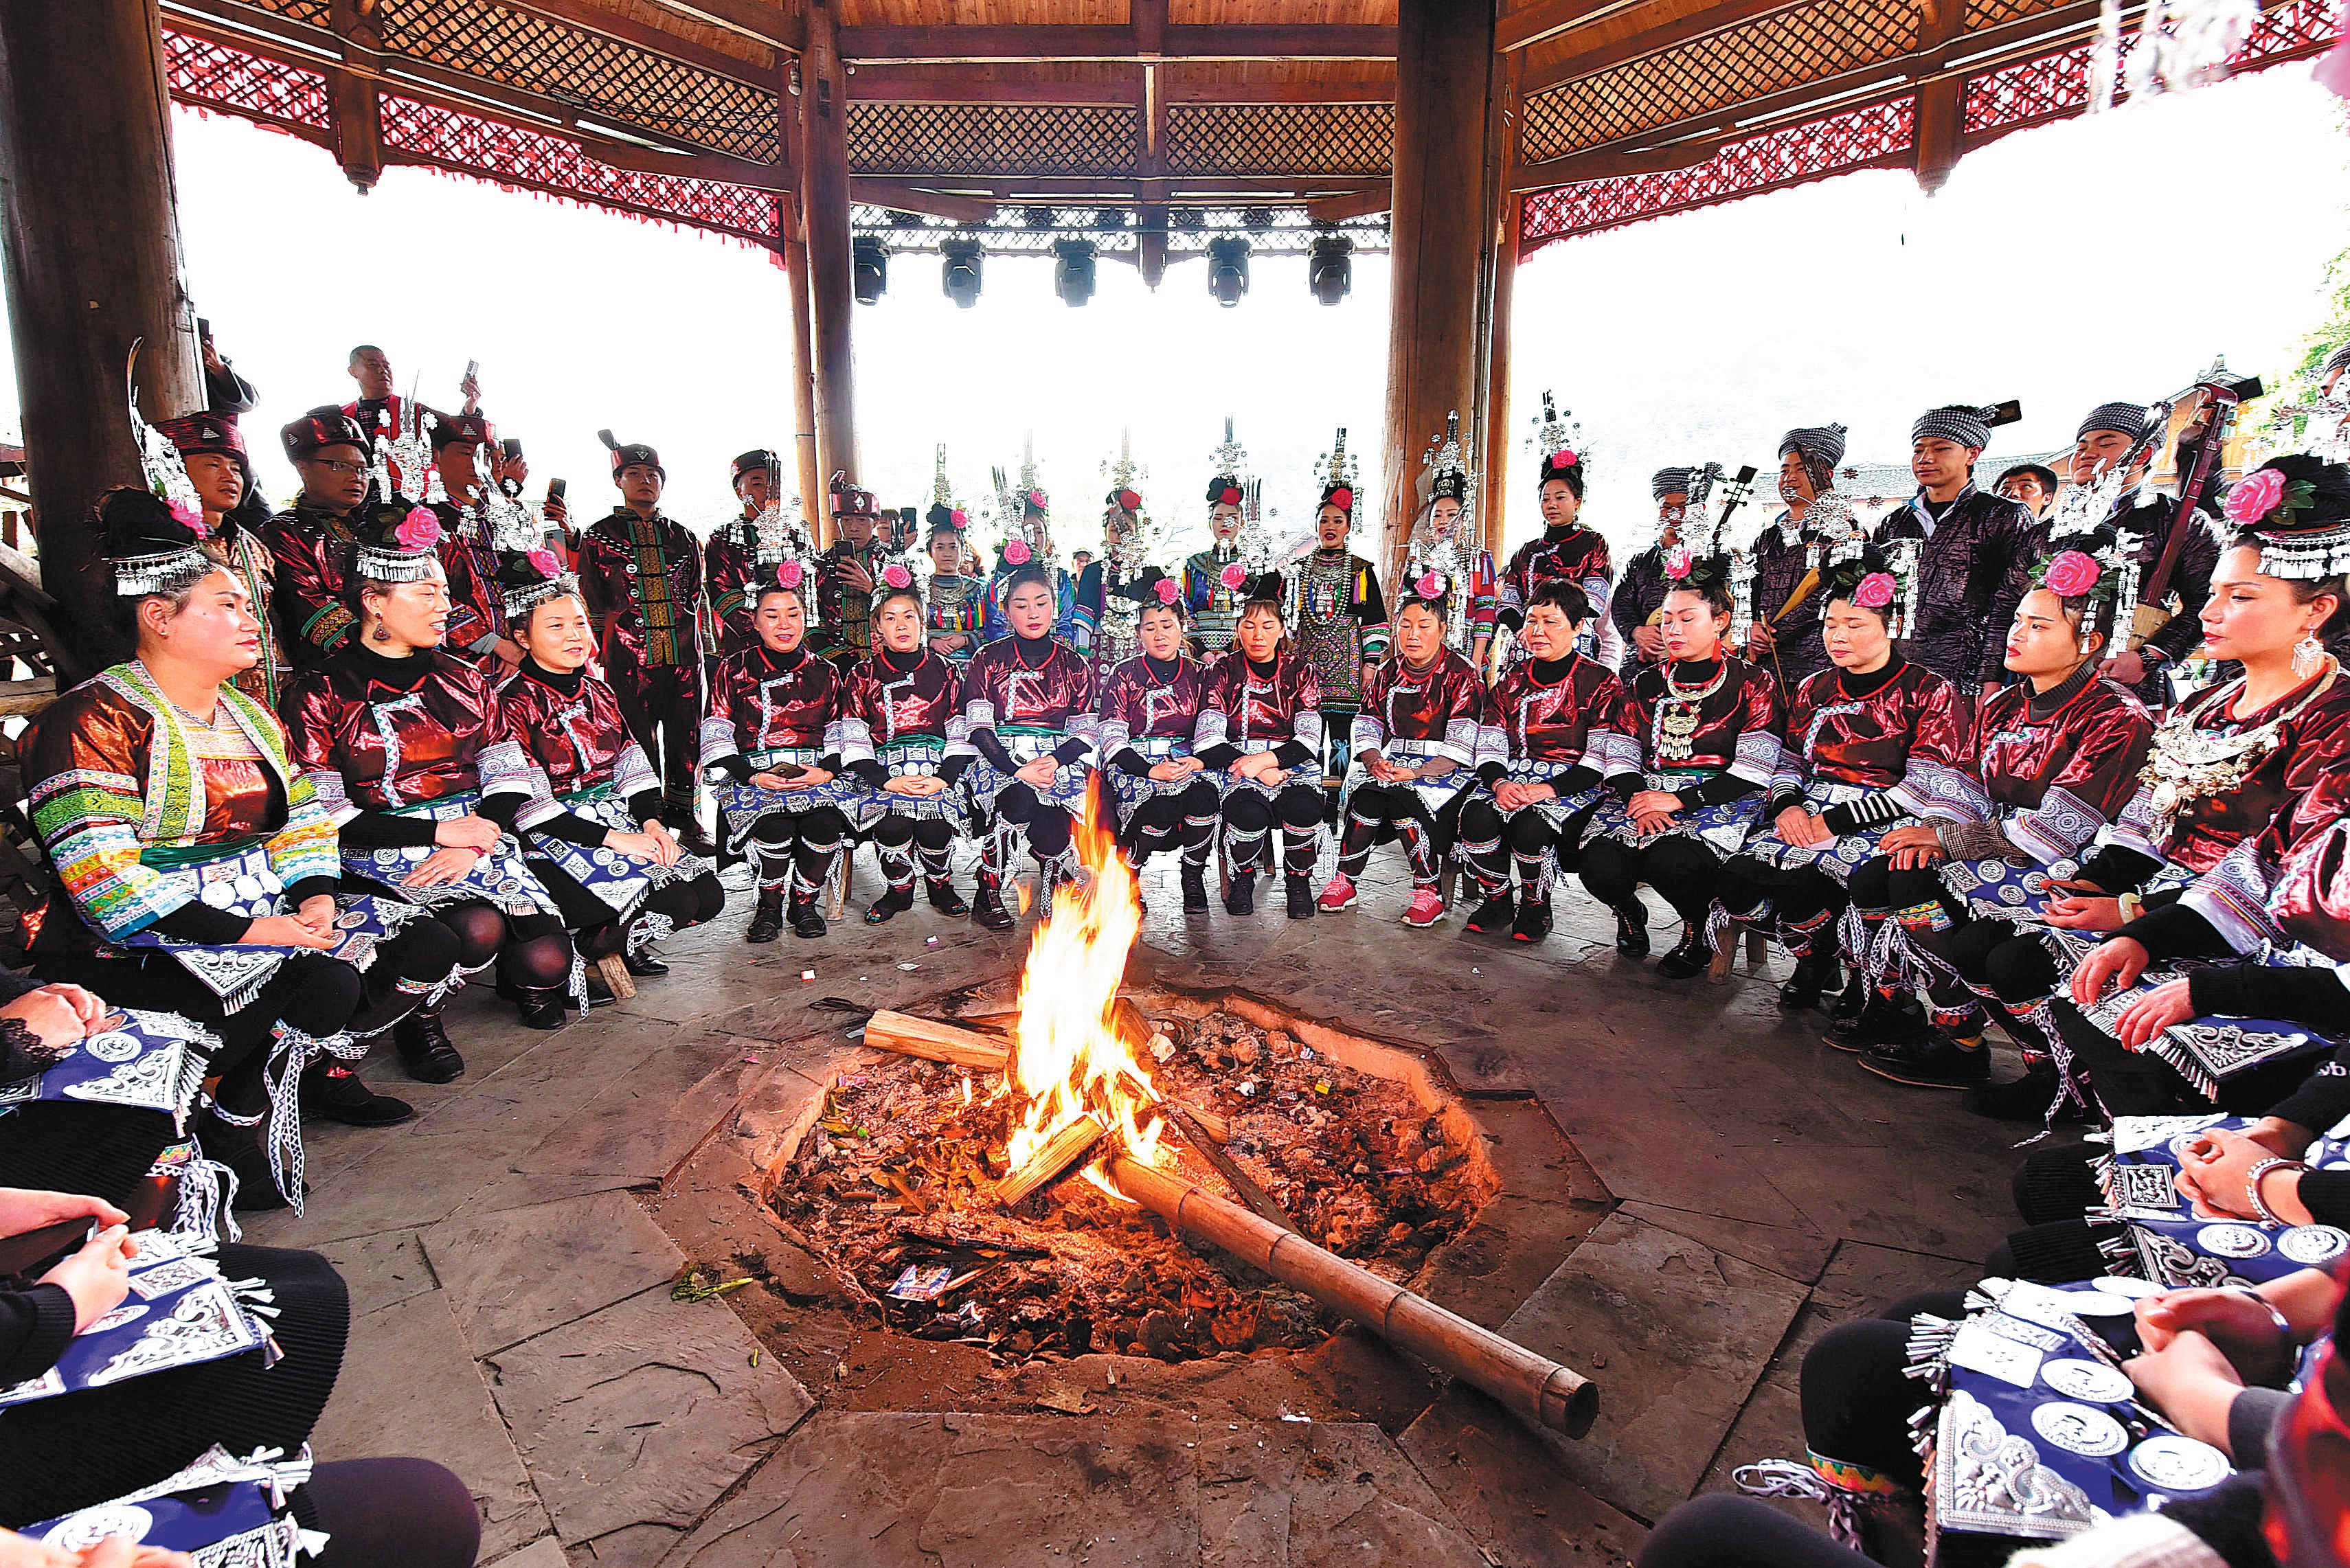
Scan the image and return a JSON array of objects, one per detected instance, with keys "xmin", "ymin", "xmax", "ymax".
[
  {"xmin": 870, "ymin": 813, "xmax": 958, "ymax": 888},
  {"xmin": 746, "ymin": 806, "xmax": 850, "ymax": 895},
  {"xmin": 297, "ymin": 1457, "xmax": 481, "ymax": 1568},
  {"xmin": 1123, "ymin": 777, "xmax": 1219, "ymax": 867},
  {"xmin": 1336, "ymin": 782, "xmax": 1457, "ymax": 890},
  {"xmin": 1579, "ymin": 832, "xmax": 1724, "ymax": 929},
  {"xmin": 1219, "ymin": 784, "xmax": 1322, "ymax": 877},
  {"xmin": 1456, "ymin": 798, "xmax": 1596, "ymax": 896},
  {"xmin": 985, "ymin": 784, "xmax": 1071, "ymax": 871},
  {"xmin": 1716, "ymin": 856, "xmax": 1846, "ymax": 955},
  {"xmin": 1638, "ymin": 1495, "xmax": 1873, "ymax": 1568},
  {"xmin": 433, "ymin": 898, "xmax": 573, "ymax": 994},
  {"xmin": 1800, "ymin": 1288, "xmax": 1971, "ymax": 1489},
  {"xmin": 2052, "ymin": 998, "xmax": 2318, "ymax": 1117},
  {"xmin": 532, "ymin": 861, "xmax": 726, "ymax": 958}
]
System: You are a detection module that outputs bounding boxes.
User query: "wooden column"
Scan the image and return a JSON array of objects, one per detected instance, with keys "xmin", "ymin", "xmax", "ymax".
[
  {"xmin": 1379, "ymin": 0, "xmax": 1496, "ymax": 580},
  {"xmin": 779, "ymin": 65, "xmax": 824, "ymax": 537},
  {"xmin": 326, "ymin": 0, "xmax": 385, "ymax": 192},
  {"xmin": 1912, "ymin": 0, "xmax": 1965, "ymax": 193},
  {"xmin": 1474, "ymin": 48, "xmax": 1522, "ymax": 564},
  {"xmin": 799, "ymin": 0, "xmax": 857, "ymax": 543},
  {"xmin": 0, "ymin": 0, "xmax": 203, "ymax": 681}
]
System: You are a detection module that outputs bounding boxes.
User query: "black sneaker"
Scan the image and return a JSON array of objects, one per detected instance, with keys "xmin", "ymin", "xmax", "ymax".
[
  {"xmin": 1961, "ymin": 1065, "xmax": 2094, "ymax": 1125},
  {"xmin": 1464, "ymin": 891, "xmax": 1515, "ymax": 934},
  {"xmin": 1614, "ymin": 898, "xmax": 1650, "ymax": 956},
  {"xmin": 1511, "ymin": 894, "xmax": 1552, "ymax": 943},
  {"xmin": 299, "ymin": 1059, "xmax": 416, "ymax": 1126},
  {"xmin": 1656, "ymin": 929, "xmax": 1712, "ymax": 980},
  {"xmin": 865, "ymin": 884, "xmax": 916, "ymax": 925},
  {"xmin": 1827, "ymin": 992, "xmax": 1925, "ymax": 1053},
  {"xmin": 1284, "ymin": 874, "xmax": 1314, "ymax": 920},
  {"xmin": 927, "ymin": 879, "xmax": 969, "ymax": 916},
  {"xmin": 1856, "ymin": 1033, "xmax": 1992, "ymax": 1089},
  {"xmin": 1225, "ymin": 872, "xmax": 1256, "ymax": 916},
  {"xmin": 1180, "ymin": 863, "xmax": 1210, "ymax": 912}
]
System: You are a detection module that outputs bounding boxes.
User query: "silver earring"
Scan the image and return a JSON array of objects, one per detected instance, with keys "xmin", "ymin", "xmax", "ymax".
[{"xmin": 2294, "ymin": 633, "xmax": 2325, "ymax": 679}]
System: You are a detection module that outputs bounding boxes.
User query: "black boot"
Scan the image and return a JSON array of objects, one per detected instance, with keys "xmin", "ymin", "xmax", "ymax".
[
  {"xmin": 1778, "ymin": 948, "xmax": 1835, "ymax": 1012},
  {"xmin": 788, "ymin": 891, "xmax": 828, "ymax": 939},
  {"xmin": 1857, "ymin": 1031, "xmax": 1991, "ymax": 1090},
  {"xmin": 1832, "ymin": 990, "xmax": 1928, "ymax": 1053},
  {"xmin": 1464, "ymin": 888, "xmax": 1515, "ymax": 934},
  {"xmin": 622, "ymin": 948, "xmax": 670, "ymax": 977},
  {"xmin": 927, "ymin": 878, "xmax": 969, "ymax": 916},
  {"xmin": 1614, "ymin": 897, "xmax": 1650, "ymax": 955},
  {"xmin": 673, "ymin": 818, "xmax": 720, "ymax": 860},
  {"xmin": 1511, "ymin": 893, "xmax": 1552, "ymax": 943},
  {"xmin": 1225, "ymin": 871, "xmax": 1256, "ymax": 916},
  {"xmin": 515, "ymin": 986, "xmax": 569, "ymax": 1031},
  {"xmin": 1962, "ymin": 1063, "xmax": 2093, "ymax": 1124},
  {"xmin": 1179, "ymin": 861, "xmax": 1210, "ymax": 912},
  {"xmin": 1655, "ymin": 925, "xmax": 1713, "ymax": 980},
  {"xmin": 866, "ymin": 883, "xmax": 916, "ymax": 924},
  {"xmin": 973, "ymin": 874, "xmax": 1014, "ymax": 931},
  {"xmin": 394, "ymin": 1007, "xmax": 464, "ymax": 1083},
  {"xmin": 1285, "ymin": 874, "xmax": 1315, "ymax": 920},
  {"xmin": 299, "ymin": 1058, "xmax": 415, "ymax": 1127},
  {"xmin": 746, "ymin": 887, "xmax": 785, "ymax": 944}
]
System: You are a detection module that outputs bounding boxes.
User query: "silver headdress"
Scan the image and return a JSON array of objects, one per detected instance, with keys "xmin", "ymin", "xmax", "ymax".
[
  {"xmin": 352, "ymin": 504, "xmax": 450, "ymax": 586},
  {"xmin": 501, "ymin": 567, "xmax": 579, "ymax": 622},
  {"xmin": 1410, "ymin": 411, "xmax": 1483, "ymax": 652},
  {"xmin": 112, "ymin": 342, "xmax": 216, "ymax": 598}
]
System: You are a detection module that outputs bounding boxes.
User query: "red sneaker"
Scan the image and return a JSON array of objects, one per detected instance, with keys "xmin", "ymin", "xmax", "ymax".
[
  {"xmin": 1403, "ymin": 888, "xmax": 1446, "ymax": 927},
  {"xmin": 1316, "ymin": 874, "xmax": 1358, "ymax": 912}
]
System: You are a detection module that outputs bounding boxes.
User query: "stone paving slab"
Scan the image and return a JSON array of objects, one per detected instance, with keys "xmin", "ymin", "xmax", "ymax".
[
  {"xmin": 422, "ymin": 1190, "xmax": 686, "ymax": 1357},
  {"xmin": 316, "ymin": 1229, "xmax": 439, "ymax": 1317},
  {"xmin": 1397, "ymin": 1388, "xmax": 1646, "ymax": 1568},
  {"xmin": 308, "ymin": 1287, "xmax": 553, "ymax": 1563},
  {"xmin": 483, "ymin": 1282, "xmax": 815, "ymax": 1549}
]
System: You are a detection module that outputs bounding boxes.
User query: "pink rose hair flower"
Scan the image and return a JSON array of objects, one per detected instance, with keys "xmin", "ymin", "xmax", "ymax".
[
  {"xmin": 1002, "ymin": 539, "xmax": 1031, "ymax": 565},
  {"xmin": 881, "ymin": 561, "xmax": 913, "ymax": 590},
  {"xmin": 2224, "ymin": 466, "xmax": 2289, "ymax": 525},
  {"xmin": 949, "ymin": 508, "xmax": 968, "ymax": 530},
  {"xmin": 1116, "ymin": 488, "xmax": 1142, "ymax": 513},
  {"xmin": 1550, "ymin": 448, "xmax": 1578, "ymax": 470},
  {"xmin": 526, "ymin": 547, "xmax": 559, "ymax": 578},
  {"xmin": 1414, "ymin": 570, "xmax": 1445, "ymax": 600},
  {"xmin": 1026, "ymin": 489, "xmax": 1047, "ymax": 510},
  {"xmin": 2042, "ymin": 549, "xmax": 2102, "ymax": 598},
  {"xmin": 1854, "ymin": 572, "xmax": 1897, "ymax": 609},
  {"xmin": 1153, "ymin": 577, "xmax": 1180, "ymax": 606},
  {"xmin": 776, "ymin": 560, "xmax": 804, "ymax": 590},
  {"xmin": 394, "ymin": 506, "xmax": 442, "ymax": 551},
  {"xmin": 1219, "ymin": 561, "xmax": 1247, "ymax": 591},
  {"xmin": 1327, "ymin": 486, "xmax": 1353, "ymax": 512},
  {"xmin": 1663, "ymin": 545, "xmax": 1693, "ymax": 580},
  {"xmin": 168, "ymin": 499, "xmax": 208, "ymax": 539}
]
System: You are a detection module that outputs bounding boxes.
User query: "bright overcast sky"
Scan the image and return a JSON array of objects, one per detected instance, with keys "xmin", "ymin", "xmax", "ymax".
[{"xmin": 0, "ymin": 64, "xmax": 2342, "ymax": 565}]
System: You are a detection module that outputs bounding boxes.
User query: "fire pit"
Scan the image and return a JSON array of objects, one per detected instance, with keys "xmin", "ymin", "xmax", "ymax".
[{"xmin": 757, "ymin": 813, "xmax": 1596, "ymax": 1438}]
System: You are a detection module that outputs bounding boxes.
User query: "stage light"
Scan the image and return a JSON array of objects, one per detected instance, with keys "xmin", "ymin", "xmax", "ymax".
[
  {"xmin": 1309, "ymin": 234, "xmax": 1353, "ymax": 306},
  {"xmin": 940, "ymin": 240, "xmax": 983, "ymax": 308},
  {"xmin": 852, "ymin": 236, "xmax": 888, "ymax": 304},
  {"xmin": 1206, "ymin": 236, "xmax": 1250, "ymax": 308},
  {"xmin": 1052, "ymin": 238, "xmax": 1098, "ymax": 307}
]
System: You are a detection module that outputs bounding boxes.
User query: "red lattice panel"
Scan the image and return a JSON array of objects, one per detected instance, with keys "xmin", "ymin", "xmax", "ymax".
[
  {"xmin": 379, "ymin": 97, "xmax": 784, "ymax": 247},
  {"xmin": 163, "ymin": 28, "xmax": 330, "ymax": 137},
  {"xmin": 1965, "ymin": 0, "xmax": 2338, "ymax": 135},
  {"xmin": 1521, "ymin": 98, "xmax": 1913, "ymax": 251}
]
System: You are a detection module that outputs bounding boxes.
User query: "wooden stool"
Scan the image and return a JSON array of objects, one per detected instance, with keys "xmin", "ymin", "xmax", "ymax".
[{"xmin": 593, "ymin": 951, "xmax": 636, "ymax": 1001}]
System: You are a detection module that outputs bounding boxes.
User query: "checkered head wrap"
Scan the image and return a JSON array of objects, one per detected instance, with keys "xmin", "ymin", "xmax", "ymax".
[
  {"xmin": 2076, "ymin": 402, "xmax": 2149, "ymax": 444},
  {"xmin": 1912, "ymin": 405, "xmax": 2004, "ymax": 449},
  {"xmin": 1651, "ymin": 466, "xmax": 1699, "ymax": 501}
]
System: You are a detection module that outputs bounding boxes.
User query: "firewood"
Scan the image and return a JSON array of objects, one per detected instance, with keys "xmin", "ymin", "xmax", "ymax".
[
  {"xmin": 861, "ymin": 1010, "xmax": 1010, "ymax": 1071},
  {"xmin": 1158, "ymin": 1105, "xmax": 1296, "ymax": 1235},
  {"xmin": 992, "ymin": 1113, "xmax": 1107, "ymax": 1206}
]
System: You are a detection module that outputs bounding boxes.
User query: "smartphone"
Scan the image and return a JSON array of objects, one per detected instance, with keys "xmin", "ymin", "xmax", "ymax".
[
  {"xmin": 501, "ymin": 438, "xmax": 523, "ymax": 462},
  {"xmin": 465, "ymin": 359, "xmax": 479, "ymax": 381},
  {"xmin": 196, "ymin": 316, "xmax": 212, "ymax": 344},
  {"xmin": 547, "ymin": 477, "xmax": 567, "ymax": 503}
]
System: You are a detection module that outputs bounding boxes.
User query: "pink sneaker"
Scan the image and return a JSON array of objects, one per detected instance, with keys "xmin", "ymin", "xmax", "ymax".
[
  {"xmin": 1317, "ymin": 874, "xmax": 1358, "ymax": 912},
  {"xmin": 1403, "ymin": 888, "xmax": 1446, "ymax": 927}
]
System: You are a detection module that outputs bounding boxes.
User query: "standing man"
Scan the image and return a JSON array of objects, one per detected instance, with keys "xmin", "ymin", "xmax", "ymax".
[
  {"xmin": 577, "ymin": 432, "xmax": 712, "ymax": 854},
  {"xmin": 424, "ymin": 411, "xmax": 519, "ymax": 670},
  {"xmin": 1610, "ymin": 467, "xmax": 1697, "ymax": 668},
  {"xmin": 1741, "ymin": 425, "xmax": 1848, "ymax": 693},
  {"xmin": 265, "ymin": 407, "xmax": 372, "ymax": 672},
  {"xmin": 1868, "ymin": 401, "xmax": 2040, "ymax": 705},
  {"xmin": 1291, "ymin": 436, "xmax": 1387, "ymax": 803},
  {"xmin": 1994, "ymin": 463, "xmax": 2060, "ymax": 521},
  {"xmin": 814, "ymin": 474, "xmax": 888, "ymax": 666},
  {"xmin": 706, "ymin": 450, "xmax": 807, "ymax": 659},
  {"xmin": 341, "ymin": 345, "xmax": 475, "ymax": 503}
]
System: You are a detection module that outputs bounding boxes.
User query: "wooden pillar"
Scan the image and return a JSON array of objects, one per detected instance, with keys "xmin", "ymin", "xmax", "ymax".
[
  {"xmin": 1379, "ymin": 0, "xmax": 1496, "ymax": 581},
  {"xmin": 1912, "ymin": 0, "xmax": 1965, "ymax": 193},
  {"xmin": 798, "ymin": 0, "xmax": 856, "ymax": 543},
  {"xmin": 1475, "ymin": 49, "xmax": 1522, "ymax": 564},
  {"xmin": 778, "ymin": 66, "xmax": 824, "ymax": 538},
  {"xmin": 0, "ymin": 0, "xmax": 203, "ymax": 681},
  {"xmin": 326, "ymin": 0, "xmax": 385, "ymax": 192}
]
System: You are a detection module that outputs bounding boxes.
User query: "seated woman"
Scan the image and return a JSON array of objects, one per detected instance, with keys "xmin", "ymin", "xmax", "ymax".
[
  {"xmin": 1713, "ymin": 556, "xmax": 1976, "ymax": 1014},
  {"xmin": 1098, "ymin": 573, "xmax": 1218, "ymax": 913},
  {"xmin": 1852, "ymin": 551, "xmax": 2152, "ymax": 1098},
  {"xmin": 835, "ymin": 562, "xmax": 973, "ymax": 923},
  {"xmin": 699, "ymin": 564, "xmax": 859, "ymax": 942},
  {"xmin": 0, "ymin": 1184, "xmax": 477, "ymax": 1568},
  {"xmin": 27, "ymin": 490, "xmax": 460, "ymax": 1205},
  {"xmin": 1317, "ymin": 573, "xmax": 1489, "ymax": 929},
  {"xmin": 492, "ymin": 552, "xmax": 724, "ymax": 976},
  {"xmin": 957, "ymin": 565, "xmax": 1098, "ymax": 932},
  {"xmin": 283, "ymin": 503, "xmax": 578, "ymax": 1035},
  {"xmin": 1456, "ymin": 580, "xmax": 1628, "ymax": 944},
  {"xmin": 1195, "ymin": 574, "xmax": 1325, "ymax": 920},
  {"xmin": 1577, "ymin": 553, "xmax": 1783, "ymax": 977}
]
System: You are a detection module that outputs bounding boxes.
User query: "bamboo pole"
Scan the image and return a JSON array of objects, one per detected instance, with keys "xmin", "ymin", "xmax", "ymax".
[
  {"xmin": 1106, "ymin": 1155, "xmax": 1596, "ymax": 1438},
  {"xmin": 863, "ymin": 1010, "xmax": 1010, "ymax": 1071},
  {"xmin": 994, "ymin": 1114, "xmax": 1106, "ymax": 1206}
]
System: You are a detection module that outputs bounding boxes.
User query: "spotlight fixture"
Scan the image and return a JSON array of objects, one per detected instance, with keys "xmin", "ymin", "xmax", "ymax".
[
  {"xmin": 852, "ymin": 235, "xmax": 889, "ymax": 304},
  {"xmin": 940, "ymin": 239, "xmax": 983, "ymax": 308},
  {"xmin": 1206, "ymin": 236, "xmax": 1250, "ymax": 308},
  {"xmin": 1052, "ymin": 238, "xmax": 1098, "ymax": 308},
  {"xmin": 1308, "ymin": 234, "xmax": 1353, "ymax": 306}
]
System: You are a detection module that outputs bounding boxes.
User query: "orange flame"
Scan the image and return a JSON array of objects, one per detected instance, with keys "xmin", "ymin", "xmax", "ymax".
[{"xmin": 1003, "ymin": 801, "xmax": 1166, "ymax": 1198}]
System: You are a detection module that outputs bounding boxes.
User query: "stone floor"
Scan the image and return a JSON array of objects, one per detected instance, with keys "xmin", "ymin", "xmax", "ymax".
[{"xmin": 240, "ymin": 845, "xmax": 2042, "ymax": 1567}]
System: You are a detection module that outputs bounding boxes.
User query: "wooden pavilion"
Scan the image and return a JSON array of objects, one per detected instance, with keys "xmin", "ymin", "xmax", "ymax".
[{"xmin": 0, "ymin": 0, "xmax": 2335, "ymax": 677}]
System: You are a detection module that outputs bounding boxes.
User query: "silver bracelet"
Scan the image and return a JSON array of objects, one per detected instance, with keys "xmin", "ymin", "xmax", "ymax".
[
  {"xmin": 2230, "ymin": 1286, "xmax": 2296, "ymax": 1354},
  {"xmin": 2244, "ymin": 1157, "xmax": 2308, "ymax": 1226}
]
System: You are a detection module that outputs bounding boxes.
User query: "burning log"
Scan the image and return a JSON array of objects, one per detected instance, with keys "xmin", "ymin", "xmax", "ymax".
[
  {"xmin": 1105, "ymin": 1155, "xmax": 1597, "ymax": 1438},
  {"xmin": 863, "ymin": 1010, "xmax": 1010, "ymax": 1071},
  {"xmin": 993, "ymin": 1113, "xmax": 1107, "ymax": 1206}
]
